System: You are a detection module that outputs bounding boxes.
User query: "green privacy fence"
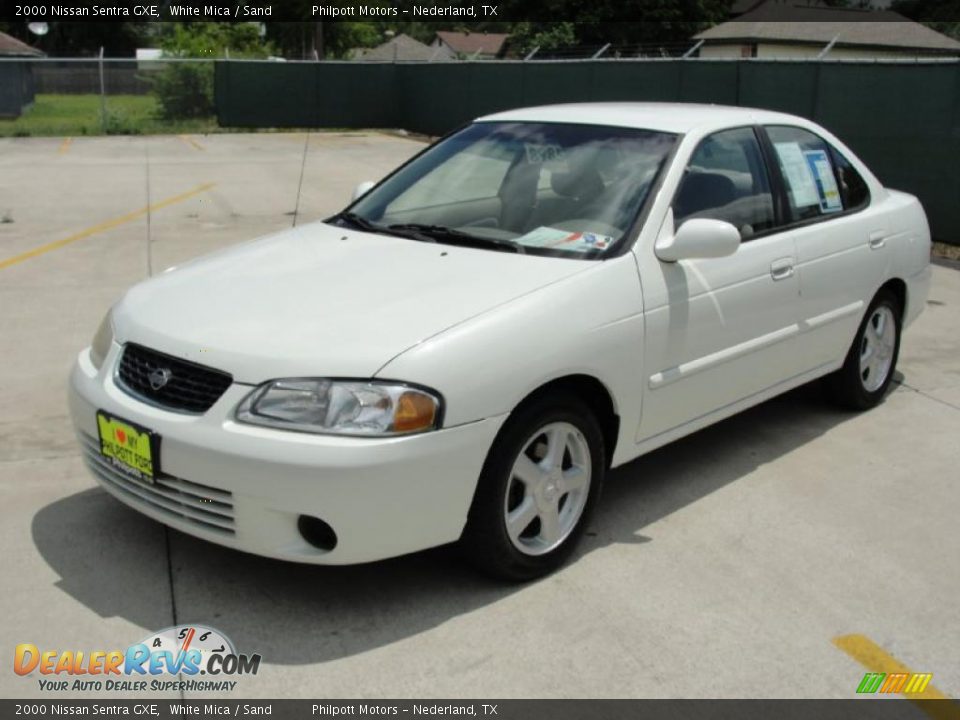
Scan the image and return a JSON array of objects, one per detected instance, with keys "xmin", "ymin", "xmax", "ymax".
[{"xmin": 215, "ymin": 59, "xmax": 960, "ymax": 242}]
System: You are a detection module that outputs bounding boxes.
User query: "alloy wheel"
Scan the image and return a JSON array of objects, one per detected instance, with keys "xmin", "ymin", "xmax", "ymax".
[
  {"xmin": 503, "ymin": 421, "xmax": 592, "ymax": 556},
  {"xmin": 859, "ymin": 305, "xmax": 897, "ymax": 392}
]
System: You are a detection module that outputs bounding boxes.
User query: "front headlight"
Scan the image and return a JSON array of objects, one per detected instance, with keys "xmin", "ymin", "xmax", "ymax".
[
  {"xmin": 89, "ymin": 308, "xmax": 114, "ymax": 370},
  {"xmin": 236, "ymin": 379, "xmax": 442, "ymax": 437}
]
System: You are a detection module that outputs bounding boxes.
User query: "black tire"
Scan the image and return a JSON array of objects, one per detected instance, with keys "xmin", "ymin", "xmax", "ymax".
[
  {"xmin": 826, "ymin": 289, "xmax": 902, "ymax": 411},
  {"xmin": 461, "ymin": 392, "xmax": 605, "ymax": 581}
]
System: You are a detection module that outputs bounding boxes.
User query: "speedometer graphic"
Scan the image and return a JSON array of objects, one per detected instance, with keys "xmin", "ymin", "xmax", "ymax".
[{"xmin": 137, "ymin": 624, "xmax": 235, "ymax": 673}]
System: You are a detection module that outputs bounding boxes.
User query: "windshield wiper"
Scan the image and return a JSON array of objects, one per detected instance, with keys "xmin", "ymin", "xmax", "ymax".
[
  {"xmin": 329, "ymin": 212, "xmax": 438, "ymax": 243},
  {"xmin": 329, "ymin": 211, "xmax": 381, "ymax": 233},
  {"xmin": 331, "ymin": 214, "xmax": 523, "ymax": 252},
  {"xmin": 387, "ymin": 223, "xmax": 525, "ymax": 254}
]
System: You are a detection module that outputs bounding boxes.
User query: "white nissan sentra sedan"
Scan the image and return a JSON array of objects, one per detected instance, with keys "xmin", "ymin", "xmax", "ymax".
[{"xmin": 69, "ymin": 103, "xmax": 931, "ymax": 579}]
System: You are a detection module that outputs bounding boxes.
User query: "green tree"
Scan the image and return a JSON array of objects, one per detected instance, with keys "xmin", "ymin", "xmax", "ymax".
[
  {"xmin": 0, "ymin": 21, "xmax": 149, "ymax": 57},
  {"xmin": 151, "ymin": 23, "xmax": 271, "ymax": 121},
  {"xmin": 266, "ymin": 21, "xmax": 385, "ymax": 59},
  {"xmin": 264, "ymin": 20, "xmax": 509, "ymax": 59},
  {"xmin": 326, "ymin": 23, "xmax": 383, "ymax": 57},
  {"xmin": 496, "ymin": 1, "xmax": 733, "ymax": 47},
  {"xmin": 158, "ymin": 23, "xmax": 271, "ymax": 59},
  {"xmin": 509, "ymin": 22, "xmax": 577, "ymax": 54},
  {"xmin": 890, "ymin": 0, "xmax": 960, "ymax": 39}
]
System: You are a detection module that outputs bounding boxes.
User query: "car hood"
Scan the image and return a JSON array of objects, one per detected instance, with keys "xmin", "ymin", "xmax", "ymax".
[{"xmin": 113, "ymin": 222, "xmax": 590, "ymax": 383}]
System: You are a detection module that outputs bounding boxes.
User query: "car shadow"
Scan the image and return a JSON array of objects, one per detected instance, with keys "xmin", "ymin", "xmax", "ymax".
[{"xmin": 32, "ymin": 379, "xmax": 883, "ymax": 665}]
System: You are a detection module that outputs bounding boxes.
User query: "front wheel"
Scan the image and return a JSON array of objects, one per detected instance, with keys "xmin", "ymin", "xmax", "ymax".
[
  {"xmin": 461, "ymin": 393, "xmax": 605, "ymax": 581},
  {"xmin": 826, "ymin": 289, "xmax": 902, "ymax": 410}
]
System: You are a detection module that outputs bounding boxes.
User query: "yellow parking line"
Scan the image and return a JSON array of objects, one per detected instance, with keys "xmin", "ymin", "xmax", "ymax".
[
  {"xmin": 0, "ymin": 182, "xmax": 216, "ymax": 271},
  {"xmin": 178, "ymin": 134, "xmax": 205, "ymax": 151},
  {"xmin": 833, "ymin": 634, "xmax": 955, "ymax": 720},
  {"xmin": 58, "ymin": 137, "xmax": 73, "ymax": 155}
]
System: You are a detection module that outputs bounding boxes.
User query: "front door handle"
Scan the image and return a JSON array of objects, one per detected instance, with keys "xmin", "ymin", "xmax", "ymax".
[
  {"xmin": 869, "ymin": 231, "xmax": 887, "ymax": 250},
  {"xmin": 770, "ymin": 258, "xmax": 795, "ymax": 281}
]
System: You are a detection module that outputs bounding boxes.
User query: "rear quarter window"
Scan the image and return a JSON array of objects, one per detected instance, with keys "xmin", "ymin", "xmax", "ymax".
[{"xmin": 765, "ymin": 125, "xmax": 870, "ymax": 221}]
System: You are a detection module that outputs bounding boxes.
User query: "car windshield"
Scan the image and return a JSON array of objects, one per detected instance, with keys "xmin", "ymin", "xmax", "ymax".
[{"xmin": 337, "ymin": 122, "xmax": 677, "ymax": 258}]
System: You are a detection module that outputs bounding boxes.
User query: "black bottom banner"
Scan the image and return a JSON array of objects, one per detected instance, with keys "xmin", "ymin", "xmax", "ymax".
[{"xmin": 2, "ymin": 700, "xmax": 959, "ymax": 720}]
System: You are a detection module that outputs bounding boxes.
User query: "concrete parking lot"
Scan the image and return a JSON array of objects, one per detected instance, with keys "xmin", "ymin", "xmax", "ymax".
[{"xmin": 1, "ymin": 132, "xmax": 958, "ymax": 701}]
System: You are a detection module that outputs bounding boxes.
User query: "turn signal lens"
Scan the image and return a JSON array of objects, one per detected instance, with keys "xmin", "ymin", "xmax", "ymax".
[{"xmin": 394, "ymin": 391, "xmax": 438, "ymax": 433}]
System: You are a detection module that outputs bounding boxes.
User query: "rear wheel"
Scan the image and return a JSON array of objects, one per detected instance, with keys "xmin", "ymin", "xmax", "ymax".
[
  {"xmin": 461, "ymin": 393, "xmax": 605, "ymax": 581},
  {"xmin": 826, "ymin": 289, "xmax": 902, "ymax": 410}
]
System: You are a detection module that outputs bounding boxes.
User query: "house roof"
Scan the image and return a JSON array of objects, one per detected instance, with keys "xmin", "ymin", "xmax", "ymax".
[
  {"xmin": 0, "ymin": 31, "xmax": 44, "ymax": 57},
  {"xmin": 695, "ymin": 2, "xmax": 960, "ymax": 52},
  {"xmin": 355, "ymin": 34, "xmax": 450, "ymax": 62},
  {"xmin": 435, "ymin": 31, "xmax": 510, "ymax": 56}
]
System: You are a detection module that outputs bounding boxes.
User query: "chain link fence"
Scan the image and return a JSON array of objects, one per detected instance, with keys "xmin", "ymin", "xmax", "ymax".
[
  {"xmin": 5, "ymin": 44, "xmax": 957, "ymax": 138},
  {"xmin": 2, "ymin": 53, "xmax": 957, "ymax": 242},
  {"xmin": 0, "ymin": 57, "xmax": 218, "ymax": 136}
]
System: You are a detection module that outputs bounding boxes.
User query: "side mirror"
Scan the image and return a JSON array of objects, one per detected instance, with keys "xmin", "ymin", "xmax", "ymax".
[
  {"xmin": 655, "ymin": 218, "xmax": 740, "ymax": 262},
  {"xmin": 352, "ymin": 181, "xmax": 376, "ymax": 202}
]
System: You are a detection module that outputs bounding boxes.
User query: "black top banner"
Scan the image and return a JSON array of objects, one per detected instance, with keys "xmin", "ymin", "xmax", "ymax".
[{"xmin": 4, "ymin": 0, "xmax": 960, "ymax": 23}]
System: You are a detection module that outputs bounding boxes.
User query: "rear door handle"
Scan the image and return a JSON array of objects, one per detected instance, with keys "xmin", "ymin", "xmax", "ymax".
[
  {"xmin": 869, "ymin": 231, "xmax": 887, "ymax": 250},
  {"xmin": 770, "ymin": 258, "xmax": 795, "ymax": 281}
]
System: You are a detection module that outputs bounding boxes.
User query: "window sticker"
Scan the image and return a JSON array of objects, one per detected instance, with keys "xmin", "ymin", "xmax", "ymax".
[
  {"xmin": 803, "ymin": 149, "xmax": 843, "ymax": 213},
  {"xmin": 774, "ymin": 142, "xmax": 820, "ymax": 208},
  {"xmin": 515, "ymin": 226, "xmax": 613, "ymax": 252},
  {"xmin": 524, "ymin": 143, "xmax": 565, "ymax": 165}
]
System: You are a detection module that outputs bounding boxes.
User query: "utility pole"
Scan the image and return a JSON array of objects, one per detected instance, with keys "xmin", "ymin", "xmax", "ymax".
[
  {"xmin": 98, "ymin": 46, "xmax": 106, "ymax": 131},
  {"xmin": 313, "ymin": 22, "xmax": 324, "ymax": 61}
]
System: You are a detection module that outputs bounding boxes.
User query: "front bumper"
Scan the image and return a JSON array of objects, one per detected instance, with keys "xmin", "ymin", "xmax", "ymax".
[{"xmin": 69, "ymin": 343, "xmax": 506, "ymax": 565}]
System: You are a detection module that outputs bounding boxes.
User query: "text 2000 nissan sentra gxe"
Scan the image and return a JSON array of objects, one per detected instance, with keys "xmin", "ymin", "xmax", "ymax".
[{"xmin": 70, "ymin": 103, "xmax": 931, "ymax": 579}]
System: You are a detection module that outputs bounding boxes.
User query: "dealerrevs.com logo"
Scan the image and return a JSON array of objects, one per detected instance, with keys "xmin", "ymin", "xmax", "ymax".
[{"xmin": 14, "ymin": 625, "xmax": 261, "ymax": 693}]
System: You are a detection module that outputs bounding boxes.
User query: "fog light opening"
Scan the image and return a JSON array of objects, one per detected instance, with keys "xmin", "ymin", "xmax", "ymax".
[{"xmin": 298, "ymin": 515, "xmax": 338, "ymax": 552}]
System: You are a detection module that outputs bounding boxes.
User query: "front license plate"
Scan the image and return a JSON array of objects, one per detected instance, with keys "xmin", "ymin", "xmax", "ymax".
[{"xmin": 96, "ymin": 411, "xmax": 159, "ymax": 483}]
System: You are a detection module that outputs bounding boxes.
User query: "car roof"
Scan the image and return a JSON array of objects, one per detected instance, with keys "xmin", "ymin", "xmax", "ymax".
[{"xmin": 476, "ymin": 102, "xmax": 806, "ymax": 134}]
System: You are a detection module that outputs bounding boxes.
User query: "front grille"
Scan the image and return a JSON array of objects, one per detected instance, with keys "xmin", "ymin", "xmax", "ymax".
[
  {"xmin": 78, "ymin": 433, "xmax": 236, "ymax": 535},
  {"xmin": 117, "ymin": 343, "xmax": 232, "ymax": 414}
]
